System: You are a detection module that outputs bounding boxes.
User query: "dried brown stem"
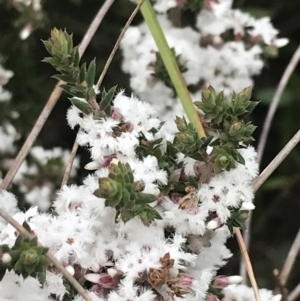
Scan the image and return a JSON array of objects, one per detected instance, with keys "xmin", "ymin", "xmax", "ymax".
[
  {"xmin": 96, "ymin": 0, "xmax": 145, "ymax": 87},
  {"xmin": 235, "ymin": 227, "xmax": 262, "ymax": 301},
  {"xmin": 240, "ymin": 129, "xmax": 300, "ymax": 282},
  {"xmin": 253, "ymin": 129, "xmax": 300, "ymax": 192},
  {"xmin": 289, "ymin": 283, "xmax": 300, "ymax": 301},
  {"xmin": 0, "ymin": 84, "xmax": 63, "ymax": 191},
  {"xmin": 0, "ymin": 208, "xmax": 93, "ymax": 301},
  {"xmin": 273, "ymin": 269, "xmax": 288, "ymax": 300},
  {"xmin": 257, "ymin": 45, "xmax": 300, "ymax": 165},
  {"xmin": 280, "ymin": 228, "xmax": 300, "ymax": 286},
  {"xmin": 61, "ymin": 135, "xmax": 80, "ymax": 187},
  {"xmin": 241, "ymin": 45, "xmax": 300, "ymax": 282},
  {"xmin": 0, "ymin": 0, "xmax": 115, "ymax": 192}
]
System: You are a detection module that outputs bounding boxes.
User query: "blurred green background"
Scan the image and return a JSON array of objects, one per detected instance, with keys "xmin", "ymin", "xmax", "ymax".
[{"xmin": 0, "ymin": 0, "xmax": 299, "ymax": 295}]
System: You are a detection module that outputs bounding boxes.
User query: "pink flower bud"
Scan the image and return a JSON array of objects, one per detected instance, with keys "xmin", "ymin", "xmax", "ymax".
[
  {"xmin": 85, "ymin": 273, "xmax": 119, "ymax": 289},
  {"xmin": 90, "ymin": 284, "xmax": 104, "ymax": 297},
  {"xmin": 111, "ymin": 109, "xmax": 123, "ymax": 121},
  {"xmin": 179, "ymin": 274, "xmax": 194, "ymax": 288},
  {"xmin": 213, "ymin": 275, "xmax": 243, "ymax": 288},
  {"xmin": 101, "ymin": 154, "xmax": 117, "ymax": 168}
]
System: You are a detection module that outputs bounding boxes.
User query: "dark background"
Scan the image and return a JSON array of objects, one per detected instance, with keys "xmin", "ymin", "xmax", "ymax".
[{"xmin": 0, "ymin": 0, "xmax": 299, "ymax": 294}]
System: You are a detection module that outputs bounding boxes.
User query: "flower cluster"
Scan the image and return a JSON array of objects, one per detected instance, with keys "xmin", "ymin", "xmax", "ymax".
[
  {"xmin": 0, "ymin": 86, "xmax": 276, "ymax": 300},
  {"xmin": 121, "ymin": 0, "xmax": 288, "ymax": 128},
  {"xmin": 0, "ymin": 23, "xmax": 283, "ymax": 301}
]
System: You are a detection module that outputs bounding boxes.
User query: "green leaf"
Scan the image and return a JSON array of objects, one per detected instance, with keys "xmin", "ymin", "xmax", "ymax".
[
  {"xmin": 79, "ymin": 63, "xmax": 87, "ymax": 83},
  {"xmin": 136, "ymin": 192, "xmax": 156, "ymax": 204},
  {"xmin": 188, "ymin": 176, "xmax": 198, "ymax": 188},
  {"xmin": 232, "ymin": 150, "xmax": 245, "ymax": 165},
  {"xmin": 9, "ymin": 250, "xmax": 21, "ymax": 262},
  {"xmin": 70, "ymin": 97, "xmax": 91, "ymax": 115},
  {"xmin": 105, "ymin": 189, "xmax": 123, "ymax": 208},
  {"xmin": 189, "ymin": 152, "xmax": 204, "ymax": 161},
  {"xmin": 12, "ymin": 235, "xmax": 24, "ymax": 250},
  {"xmin": 52, "ymin": 74, "xmax": 73, "ymax": 82},
  {"xmin": 85, "ymin": 59, "xmax": 96, "ymax": 87},
  {"xmin": 100, "ymin": 85, "xmax": 117, "ymax": 115},
  {"xmin": 14, "ymin": 260, "xmax": 23, "ymax": 272}
]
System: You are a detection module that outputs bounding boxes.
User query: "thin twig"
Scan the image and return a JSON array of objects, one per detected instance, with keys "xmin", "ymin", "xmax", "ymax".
[
  {"xmin": 257, "ymin": 45, "xmax": 300, "ymax": 165},
  {"xmin": 61, "ymin": 139, "xmax": 80, "ymax": 187},
  {"xmin": 289, "ymin": 283, "xmax": 300, "ymax": 301},
  {"xmin": 273, "ymin": 269, "xmax": 288, "ymax": 300},
  {"xmin": 62, "ymin": 1, "xmax": 145, "ymax": 186},
  {"xmin": 0, "ymin": 208, "xmax": 93, "ymax": 301},
  {"xmin": 235, "ymin": 228, "xmax": 262, "ymax": 301},
  {"xmin": 97, "ymin": 0, "xmax": 145, "ymax": 87},
  {"xmin": 280, "ymin": 228, "xmax": 300, "ymax": 286},
  {"xmin": 0, "ymin": 0, "xmax": 115, "ymax": 192},
  {"xmin": 0, "ymin": 84, "xmax": 63, "ymax": 191},
  {"xmin": 241, "ymin": 46, "xmax": 300, "ymax": 281},
  {"xmin": 78, "ymin": 0, "xmax": 115, "ymax": 57},
  {"xmin": 253, "ymin": 129, "xmax": 300, "ymax": 192},
  {"xmin": 241, "ymin": 129, "xmax": 300, "ymax": 281}
]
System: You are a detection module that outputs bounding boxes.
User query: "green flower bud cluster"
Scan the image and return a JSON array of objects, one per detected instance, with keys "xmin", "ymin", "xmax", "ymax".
[
  {"xmin": 153, "ymin": 48, "xmax": 188, "ymax": 94},
  {"xmin": 0, "ymin": 222, "xmax": 48, "ymax": 284},
  {"xmin": 43, "ymin": 28, "xmax": 116, "ymax": 117},
  {"xmin": 194, "ymin": 86, "xmax": 258, "ymax": 173},
  {"xmin": 94, "ymin": 162, "xmax": 162, "ymax": 226},
  {"xmin": 173, "ymin": 116, "xmax": 214, "ymax": 162}
]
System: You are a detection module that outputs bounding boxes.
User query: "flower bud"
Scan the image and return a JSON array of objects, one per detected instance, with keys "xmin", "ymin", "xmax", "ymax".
[
  {"xmin": 1, "ymin": 253, "xmax": 12, "ymax": 264},
  {"xmin": 98, "ymin": 178, "xmax": 120, "ymax": 198},
  {"xmin": 240, "ymin": 202, "xmax": 255, "ymax": 211},
  {"xmin": 274, "ymin": 38, "xmax": 289, "ymax": 48},
  {"xmin": 213, "ymin": 275, "xmax": 243, "ymax": 288},
  {"xmin": 229, "ymin": 122, "xmax": 242, "ymax": 136},
  {"xmin": 107, "ymin": 268, "xmax": 118, "ymax": 277},
  {"xmin": 219, "ymin": 156, "xmax": 228, "ymax": 165},
  {"xmin": 21, "ymin": 249, "xmax": 39, "ymax": 266},
  {"xmin": 85, "ymin": 161, "xmax": 100, "ymax": 171},
  {"xmin": 179, "ymin": 274, "xmax": 193, "ymax": 287},
  {"xmin": 65, "ymin": 265, "xmax": 75, "ymax": 276},
  {"xmin": 90, "ymin": 263, "xmax": 100, "ymax": 272},
  {"xmin": 207, "ymin": 219, "xmax": 220, "ymax": 230},
  {"xmin": 90, "ymin": 284, "xmax": 104, "ymax": 297},
  {"xmin": 238, "ymin": 87, "xmax": 252, "ymax": 103}
]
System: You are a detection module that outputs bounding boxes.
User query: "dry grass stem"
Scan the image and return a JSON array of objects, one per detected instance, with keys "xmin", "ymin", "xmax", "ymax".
[
  {"xmin": 257, "ymin": 45, "xmax": 300, "ymax": 164},
  {"xmin": 235, "ymin": 227, "xmax": 262, "ymax": 301},
  {"xmin": 61, "ymin": 137, "xmax": 80, "ymax": 187},
  {"xmin": 280, "ymin": 228, "xmax": 300, "ymax": 286},
  {"xmin": 253, "ymin": 129, "xmax": 300, "ymax": 192},
  {"xmin": 0, "ymin": 84, "xmax": 63, "ymax": 191},
  {"xmin": 241, "ymin": 129, "xmax": 300, "ymax": 281},
  {"xmin": 0, "ymin": 208, "xmax": 93, "ymax": 301},
  {"xmin": 242, "ymin": 45, "xmax": 300, "ymax": 280},
  {"xmin": 0, "ymin": 0, "xmax": 115, "ymax": 192},
  {"xmin": 97, "ymin": 0, "xmax": 146, "ymax": 87},
  {"xmin": 288, "ymin": 283, "xmax": 300, "ymax": 301}
]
